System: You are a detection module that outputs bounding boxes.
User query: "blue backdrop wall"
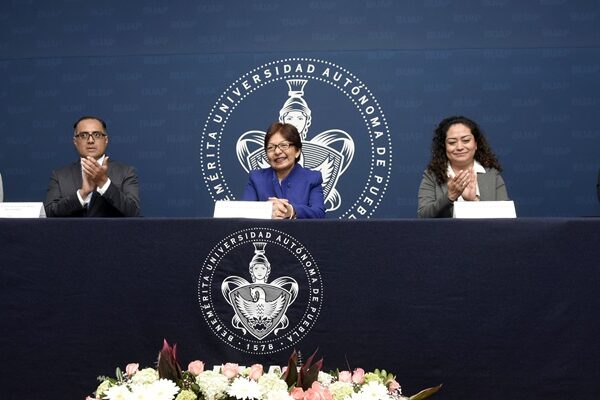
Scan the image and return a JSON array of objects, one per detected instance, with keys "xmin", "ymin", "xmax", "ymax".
[{"xmin": 1, "ymin": 0, "xmax": 599, "ymax": 218}]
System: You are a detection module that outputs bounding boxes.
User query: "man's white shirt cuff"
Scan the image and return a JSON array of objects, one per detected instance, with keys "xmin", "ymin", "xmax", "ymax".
[
  {"xmin": 77, "ymin": 189, "xmax": 92, "ymax": 207},
  {"xmin": 96, "ymin": 178, "xmax": 111, "ymax": 195}
]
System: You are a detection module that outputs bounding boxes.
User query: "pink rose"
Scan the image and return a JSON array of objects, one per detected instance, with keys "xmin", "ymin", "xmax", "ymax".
[
  {"xmin": 249, "ymin": 364, "xmax": 263, "ymax": 380},
  {"xmin": 290, "ymin": 387, "xmax": 305, "ymax": 400},
  {"xmin": 304, "ymin": 382, "xmax": 333, "ymax": 400},
  {"xmin": 85, "ymin": 397, "xmax": 98, "ymax": 400},
  {"xmin": 387, "ymin": 379, "xmax": 401, "ymax": 393},
  {"xmin": 221, "ymin": 363, "xmax": 239, "ymax": 379},
  {"xmin": 338, "ymin": 370, "xmax": 352, "ymax": 383},
  {"xmin": 188, "ymin": 360, "xmax": 205, "ymax": 376},
  {"xmin": 125, "ymin": 363, "xmax": 139, "ymax": 376},
  {"xmin": 351, "ymin": 368, "xmax": 365, "ymax": 384}
]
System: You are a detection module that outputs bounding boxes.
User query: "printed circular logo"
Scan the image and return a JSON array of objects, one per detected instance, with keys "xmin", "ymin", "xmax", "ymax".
[
  {"xmin": 201, "ymin": 58, "xmax": 393, "ymax": 218},
  {"xmin": 198, "ymin": 228, "xmax": 323, "ymax": 354}
]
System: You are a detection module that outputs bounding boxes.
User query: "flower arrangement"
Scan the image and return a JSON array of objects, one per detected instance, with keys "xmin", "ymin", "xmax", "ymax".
[{"xmin": 87, "ymin": 340, "xmax": 441, "ymax": 400}]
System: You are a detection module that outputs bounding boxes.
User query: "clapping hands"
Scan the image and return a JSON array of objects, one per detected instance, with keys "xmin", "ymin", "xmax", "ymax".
[
  {"xmin": 448, "ymin": 168, "xmax": 478, "ymax": 202},
  {"xmin": 80, "ymin": 156, "xmax": 109, "ymax": 197},
  {"xmin": 268, "ymin": 197, "xmax": 295, "ymax": 219}
]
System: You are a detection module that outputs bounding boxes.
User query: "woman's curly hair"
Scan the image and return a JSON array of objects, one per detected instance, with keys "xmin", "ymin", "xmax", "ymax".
[{"xmin": 426, "ymin": 116, "xmax": 503, "ymax": 184}]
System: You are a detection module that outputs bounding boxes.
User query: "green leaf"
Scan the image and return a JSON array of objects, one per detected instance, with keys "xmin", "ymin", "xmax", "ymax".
[
  {"xmin": 409, "ymin": 384, "xmax": 443, "ymax": 400},
  {"xmin": 115, "ymin": 367, "xmax": 124, "ymax": 382}
]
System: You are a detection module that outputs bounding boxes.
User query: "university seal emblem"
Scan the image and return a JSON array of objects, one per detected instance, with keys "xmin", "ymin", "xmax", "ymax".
[
  {"xmin": 198, "ymin": 228, "xmax": 323, "ymax": 354},
  {"xmin": 201, "ymin": 58, "xmax": 393, "ymax": 218}
]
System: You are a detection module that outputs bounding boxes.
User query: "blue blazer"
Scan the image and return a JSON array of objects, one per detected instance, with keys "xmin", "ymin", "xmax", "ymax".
[{"xmin": 242, "ymin": 164, "xmax": 326, "ymax": 219}]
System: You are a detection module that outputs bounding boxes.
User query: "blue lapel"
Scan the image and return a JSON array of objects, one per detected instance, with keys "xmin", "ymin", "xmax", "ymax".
[{"xmin": 271, "ymin": 170, "xmax": 284, "ymax": 198}]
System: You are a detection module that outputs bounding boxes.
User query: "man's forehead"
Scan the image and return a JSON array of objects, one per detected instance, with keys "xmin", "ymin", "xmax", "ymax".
[{"xmin": 75, "ymin": 118, "xmax": 104, "ymax": 131}]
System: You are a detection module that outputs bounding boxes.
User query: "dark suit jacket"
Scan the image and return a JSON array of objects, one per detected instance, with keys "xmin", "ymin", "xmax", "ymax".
[
  {"xmin": 44, "ymin": 160, "xmax": 140, "ymax": 217},
  {"xmin": 417, "ymin": 167, "xmax": 509, "ymax": 218},
  {"xmin": 242, "ymin": 164, "xmax": 326, "ymax": 219}
]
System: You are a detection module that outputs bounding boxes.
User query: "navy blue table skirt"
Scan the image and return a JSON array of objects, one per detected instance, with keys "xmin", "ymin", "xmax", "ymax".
[{"xmin": 1, "ymin": 218, "xmax": 599, "ymax": 399}]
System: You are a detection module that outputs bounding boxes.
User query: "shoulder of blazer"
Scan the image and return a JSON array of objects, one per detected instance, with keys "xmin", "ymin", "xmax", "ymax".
[
  {"xmin": 289, "ymin": 165, "xmax": 321, "ymax": 182},
  {"xmin": 248, "ymin": 168, "xmax": 273, "ymax": 184},
  {"xmin": 52, "ymin": 161, "xmax": 81, "ymax": 176},
  {"xmin": 64, "ymin": 160, "xmax": 81, "ymax": 170},
  {"xmin": 483, "ymin": 167, "xmax": 500, "ymax": 176},
  {"xmin": 106, "ymin": 160, "xmax": 132, "ymax": 170},
  {"xmin": 305, "ymin": 167, "xmax": 323, "ymax": 183}
]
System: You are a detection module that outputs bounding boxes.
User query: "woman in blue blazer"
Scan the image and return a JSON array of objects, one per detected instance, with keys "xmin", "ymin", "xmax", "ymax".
[{"xmin": 242, "ymin": 122, "xmax": 326, "ymax": 219}]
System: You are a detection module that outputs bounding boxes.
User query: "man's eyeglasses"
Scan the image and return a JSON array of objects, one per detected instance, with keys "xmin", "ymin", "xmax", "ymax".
[
  {"xmin": 74, "ymin": 131, "xmax": 107, "ymax": 140},
  {"xmin": 266, "ymin": 142, "xmax": 294, "ymax": 153}
]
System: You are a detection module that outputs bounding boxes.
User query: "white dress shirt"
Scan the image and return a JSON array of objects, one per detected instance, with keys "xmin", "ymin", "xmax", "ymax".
[{"xmin": 76, "ymin": 155, "xmax": 112, "ymax": 206}]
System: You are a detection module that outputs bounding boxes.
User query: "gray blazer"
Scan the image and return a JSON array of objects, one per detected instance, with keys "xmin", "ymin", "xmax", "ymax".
[
  {"xmin": 417, "ymin": 167, "xmax": 509, "ymax": 218},
  {"xmin": 44, "ymin": 160, "xmax": 140, "ymax": 217}
]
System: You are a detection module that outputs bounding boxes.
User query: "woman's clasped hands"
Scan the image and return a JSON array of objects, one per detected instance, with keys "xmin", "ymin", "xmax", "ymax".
[
  {"xmin": 447, "ymin": 168, "xmax": 478, "ymax": 202},
  {"xmin": 268, "ymin": 197, "xmax": 295, "ymax": 219}
]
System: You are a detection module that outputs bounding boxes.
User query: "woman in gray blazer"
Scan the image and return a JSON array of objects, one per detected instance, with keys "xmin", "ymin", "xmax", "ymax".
[{"xmin": 418, "ymin": 116, "xmax": 509, "ymax": 218}]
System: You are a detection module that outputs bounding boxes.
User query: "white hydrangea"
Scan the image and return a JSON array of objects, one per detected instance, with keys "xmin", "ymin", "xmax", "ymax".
[
  {"xmin": 130, "ymin": 368, "xmax": 159, "ymax": 385},
  {"xmin": 264, "ymin": 388, "xmax": 293, "ymax": 400},
  {"xmin": 318, "ymin": 371, "xmax": 334, "ymax": 387},
  {"xmin": 239, "ymin": 367, "xmax": 251, "ymax": 378},
  {"xmin": 328, "ymin": 381, "xmax": 354, "ymax": 400},
  {"xmin": 196, "ymin": 370, "xmax": 230, "ymax": 400},
  {"xmin": 258, "ymin": 372, "xmax": 289, "ymax": 396},
  {"xmin": 95, "ymin": 379, "xmax": 112, "ymax": 398}
]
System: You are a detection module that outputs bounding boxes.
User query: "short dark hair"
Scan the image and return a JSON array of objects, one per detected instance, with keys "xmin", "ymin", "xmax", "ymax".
[
  {"xmin": 264, "ymin": 122, "xmax": 302, "ymax": 162},
  {"xmin": 73, "ymin": 116, "xmax": 107, "ymax": 132}
]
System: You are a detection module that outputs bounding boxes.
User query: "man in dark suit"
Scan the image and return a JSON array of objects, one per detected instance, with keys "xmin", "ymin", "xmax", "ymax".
[{"xmin": 44, "ymin": 116, "xmax": 140, "ymax": 217}]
